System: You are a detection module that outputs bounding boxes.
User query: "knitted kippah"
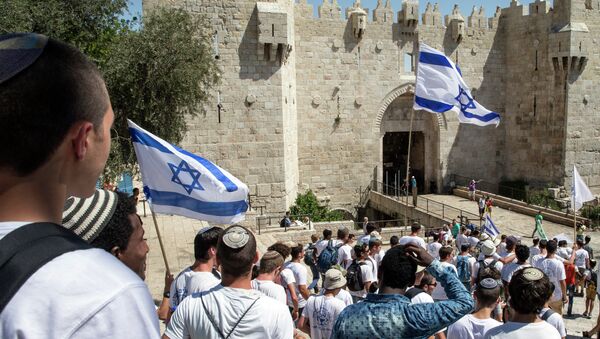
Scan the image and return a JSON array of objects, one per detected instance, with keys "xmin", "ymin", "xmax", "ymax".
[
  {"xmin": 62, "ymin": 189, "xmax": 119, "ymax": 243},
  {"xmin": 222, "ymin": 225, "xmax": 250, "ymax": 249},
  {"xmin": 0, "ymin": 33, "xmax": 48, "ymax": 84},
  {"xmin": 262, "ymin": 250, "xmax": 282, "ymax": 261}
]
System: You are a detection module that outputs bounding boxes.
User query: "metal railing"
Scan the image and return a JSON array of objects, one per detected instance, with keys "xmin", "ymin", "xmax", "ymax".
[{"xmin": 256, "ymin": 214, "xmax": 312, "ymax": 235}]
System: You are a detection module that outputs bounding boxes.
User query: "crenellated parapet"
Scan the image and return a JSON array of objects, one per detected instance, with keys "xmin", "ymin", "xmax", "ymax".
[
  {"xmin": 468, "ymin": 6, "xmax": 487, "ymax": 29},
  {"xmin": 318, "ymin": 0, "xmax": 342, "ymax": 20},
  {"xmin": 256, "ymin": 2, "xmax": 292, "ymax": 64},
  {"xmin": 398, "ymin": 0, "xmax": 419, "ymax": 28},
  {"xmin": 488, "ymin": 6, "xmax": 501, "ymax": 29},
  {"xmin": 373, "ymin": 0, "xmax": 394, "ymax": 23},
  {"xmin": 445, "ymin": 5, "xmax": 465, "ymax": 43},
  {"xmin": 422, "ymin": 3, "xmax": 442, "ymax": 27},
  {"xmin": 295, "ymin": 0, "xmax": 313, "ymax": 19}
]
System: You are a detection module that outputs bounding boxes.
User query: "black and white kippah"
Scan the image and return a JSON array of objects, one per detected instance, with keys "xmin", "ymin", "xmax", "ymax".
[
  {"xmin": 0, "ymin": 33, "xmax": 48, "ymax": 84},
  {"xmin": 62, "ymin": 189, "xmax": 119, "ymax": 243},
  {"xmin": 478, "ymin": 278, "xmax": 499, "ymax": 289},
  {"xmin": 222, "ymin": 226, "xmax": 250, "ymax": 249}
]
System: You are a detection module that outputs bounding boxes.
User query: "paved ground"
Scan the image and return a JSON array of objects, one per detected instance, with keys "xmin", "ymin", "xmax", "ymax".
[{"xmin": 141, "ymin": 195, "xmax": 600, "ymax": 338}]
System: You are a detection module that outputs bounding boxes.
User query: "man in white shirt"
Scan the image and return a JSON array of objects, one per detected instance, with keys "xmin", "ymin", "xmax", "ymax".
[
  {"xmin": 315, "ymin": 229, "xmax": 335, "ymax": 256},
  {"xmin": 407, "ymin": 271, "xmax": 447, "ymax": 339},
  {"xmin": 539, "ymin": 303, "xmax": 566, "ymax": 339},
  {"xmin": 432, "ymin": 246, "xmax": 458, "ymax": 301},
  {"xmin": 268, "ymin": 243, "xmax": 300, "ymax": 319},
  {"xmin": 427, "ymin": 232, "xmax": 443, "ymax": 259},
  {"xmin": 531, "ymin": 239, "xmax": 548, "ymax": 268},
  {"xmin": 448, "ymin": 278, "xmax": 502, "ymax": 339},
  {"xmin": 472, "ymin": 240, "xmax": 504, "ymax": 286},
  {"xmin": 399, "ymin": 222, "xmax": 427, "ymax": 248},
  {"xmin": 165, "ymin": 225, "xmax": 294, "ymax": 339},
  {"xmin": 539, "ymin": 240, "xmax": 567, "ymax": 315},
  {"xmin": 574, "ymin": 239, "xmax": 590, "ymax": 295},
  {"xmin": 455, "ymin": 227, "xmax": 469, "ymax": 252},
  {"xmin": 298, "ymin": 269, "xmax": 347, "ymax": 339},
  {"xmin": 348, "ymin": 243, "xmax": 375, "ymax": 302},
  {"xmin": 501, "ymin": 244, "xmax": 530, "ymax": 296},
  {"xmin": 337, "ymin": 228, "xmax": 354, "ymax": 269},
  {"xmin": 365, "ymin": 238, "xmax": 383, "ymax": 289},
  {"xmin": 484, "ymin": 267, "xmax": 560, "ymax": 339},
  {"xmin": 287, "ymin": 244, "xmax": 310, "ymax": 314},
  {"xmin": 358, "ymin": 223, "xmax": 376, "ymax": 245},
  {"xmin": 252, "ymin": 251, "xmax": 287, "ymax": 305},
  {"xmin": 169, "ymin": 227, "xmax": 223, "ymax": 316},
  {"xmin": 0, "ymin": 34, "xmax": 159, "ymax": 338},
  {"xmin": 529, "ymin": 237, "xmax": 541, "ymax": 261},
  {"xmin": 469, "ymin": 230, "xmax": 481, "ymax": 249}
]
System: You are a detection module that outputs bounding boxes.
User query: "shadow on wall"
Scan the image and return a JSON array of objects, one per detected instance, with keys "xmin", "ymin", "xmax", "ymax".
[{"xmin": 238, "ymin": 7, "xmax": 279, "ymax": 81}]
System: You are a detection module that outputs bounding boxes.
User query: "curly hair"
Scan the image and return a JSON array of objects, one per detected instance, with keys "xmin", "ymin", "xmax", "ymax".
[
  {"xmin": 268, "ymin": 242, "xmax": 291, "ymax": 259},
  {"xmin": 90, "ymin": 192, "xmax": 136, "ymax": 252}
]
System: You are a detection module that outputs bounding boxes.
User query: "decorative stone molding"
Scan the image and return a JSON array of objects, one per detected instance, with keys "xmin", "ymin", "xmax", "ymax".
[
  {"xmin": 375, "ymin": 84, "xmax": 444, "ymax": 129},
  {"xmin": 246, "ymin": 94, "xmax": 256, "ymax": 105}
]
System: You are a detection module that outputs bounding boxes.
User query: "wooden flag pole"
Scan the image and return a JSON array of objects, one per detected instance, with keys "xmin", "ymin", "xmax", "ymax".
[
  {"xmin": 151, "ymin": 209, "xmax": 171, "ymax": 275},
  {"xmin": 404, "ymin": 107, "xmax": 415, "ymax": 226}
]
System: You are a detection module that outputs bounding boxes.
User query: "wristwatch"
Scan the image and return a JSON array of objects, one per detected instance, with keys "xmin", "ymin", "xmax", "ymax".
[{"xmin": 163, "ymin": 291, "xmax": 170, "ymax": 298}]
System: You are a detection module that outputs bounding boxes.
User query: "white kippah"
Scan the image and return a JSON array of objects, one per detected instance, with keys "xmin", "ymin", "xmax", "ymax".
[
  {"xmin": 222, "ymin": 225, "xmax": 250, "ymax": 249},
  {"xmin": 62, "ymin": 189, "xmax": 119, "ymax": 242}
]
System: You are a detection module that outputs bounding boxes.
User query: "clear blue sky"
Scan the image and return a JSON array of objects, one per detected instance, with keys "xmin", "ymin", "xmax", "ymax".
[{"xmin": 126, "ymin": 0, "xmax": 537, "ymax": 20}]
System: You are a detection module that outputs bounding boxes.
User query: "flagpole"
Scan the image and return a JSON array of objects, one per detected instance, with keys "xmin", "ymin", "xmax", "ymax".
[
  {"xmin": 151, "ymin": 209, "xmax": 171, "ymax": 275},
  {"xmin": 404, "ymin": 108, "xmax": 415, "ymax": 226}
]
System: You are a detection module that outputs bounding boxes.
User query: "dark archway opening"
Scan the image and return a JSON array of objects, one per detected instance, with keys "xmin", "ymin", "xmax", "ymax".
[{"xmin": 382, "ymin": 131, "xmax": 425, "ymax": 193}]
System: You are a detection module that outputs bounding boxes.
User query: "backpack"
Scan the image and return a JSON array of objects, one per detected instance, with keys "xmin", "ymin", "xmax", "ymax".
[
  {"xmin": 279, "ymin": 217, "xmax": 290, "ymax": 228},
  {"xmin": 317, "ymin": 240, "xmax": 341, "ymax": 273},
  {"xmin": 541, "ymin": 308, "xmax": 555, "ymax": 321},
  {"xmin": 456, "ymin": 255, "xmax": 472, "ymax": 283},
  {"xmin": 404, "ymin": 287, "xmax": 425, "ymax": 300},
  {"xmin": 477, "ymin": 258, "xmax": 498, "ymax": 279},
  {"xmin": 304, "ymin": 243, "xmax": 316, "ymax": 266},
  {"xmin": 346, "ymin": 260, "xmax": 367, "ymax": 291}
]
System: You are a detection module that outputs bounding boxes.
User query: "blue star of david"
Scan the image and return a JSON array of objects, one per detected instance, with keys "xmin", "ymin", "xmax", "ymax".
[
  {"xmin": 168, "ymin": 160, "xmax": 204, "ymax": 194},
  {"xmin": 455, "ymin": 86, "xmax": 476, "ymax": 113}
]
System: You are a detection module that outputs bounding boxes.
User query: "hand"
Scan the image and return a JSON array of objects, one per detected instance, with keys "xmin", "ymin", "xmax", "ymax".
[
  {"xmin": 292, "ymin": 309, "xmax": 299, "ymax": 320},
  {"xmin": 563, "ymin": 296, "xmax": 568, "ymax": 304},
  {"xmin": 404, "ymin": 244, "xmax": 434, "ymax": 267}
]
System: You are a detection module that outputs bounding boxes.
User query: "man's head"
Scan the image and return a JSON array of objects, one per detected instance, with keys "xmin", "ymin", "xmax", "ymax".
[
  {"xmin": 63, "ymin": 189, "xmax": 148, "ymax": 279},
  {"xmin": 390, "ymin": 235, "xmax": 399, "ymax": 247},
  {"xmin": 217, "ymin": 225, "xmax": 258, "ymax": 278},
  {"xmin": 268, "ymin": 242, "xmax": 291, "ymax": 259},
  {"xmin": 290, "ymin": 243, "xmax": 304, "ymax": 260},
  {"xmin": 508, "ymin": 267, "xmax": 553, "ymax": 315},
  {"xmin": 258, "ymin": 251, "xmax": 284, "ymax": 275},
  {"xmin": 354, "ymin": 243, "xmax": 368, "ymax": 260},
  {"xmin": 415, "ymin": 271, "xmax": 437, "ymax": 295},
  {"xmin": 337, "ymin": 228, "xmax": 349, "ymax": 241},
  {"xmin": 194, "ymin": 226, "xmax": 224, "ymax": 263},
  {"xmin": 411, "ymin": 222, "xmax": 422, "ymax": 234},
  {"xmin": 132, "ymin": 187, "xmax": 140, "ymax": 197},
  {"xmin": 585, "ymin": 235, "xmax": 591, "ymax": 245},
  {"xmin": 474, "ymin": 278, "xmax": 501, "ymax": 308},
  {"xmin": 576, "ymin": 239, "xmax": 584, "ymax": 249},
  {"xmin": 369, "ymin": 239, "xmax": 382, "ymax": 254},
  {"xmin": 324, "ymin": 268, "xmax": 347, "ymax": 295},
  {"xmin": 363, "ymin": 217, "xmax": 368, "ymax": 223},
  {"xmin": 439, "ymin": 246, "xmax": 453, "ymax": 262},
  {"xmin": 471, "ymin": 230, "xmax": 480, "ymax": 238},
  {"xmin": 515, "ymin": 244, "xmax": 530, "ymax": 263},
  {"xmin": 323, "ymin": 229, "xmax": 332, "ymax": 240},
  {"xmin": 505, "ymin": 236, "xmax": 519, "ymax": 252},
  {"xmin": 481, "ymin": 240, "xmax": 496, "ymax": 257},
  {"xmin": 546, "ymin": 240, "xmax": 558, "ymax": 254},
  {"xmin": 500, "ymin": 234, "xmax": 507, "ymax": 242},
  {"xmin": 311, "ymin": 234, "xmax": 319, "ymax": 243},
  {"xmin": 380, "ymin": 246, "xmax": 417, "ymax": 290},
  {"xmin": 558, "ymin": 240, "xmax": 567, "ymax": 248},
  {"xmin": 532, "ymin": 237, "xmax": 540, "ymax": 246},
  {"xmin": 348, "ymin": 233, "xmax": 355, "ymax": 244},
  {"xmin": 460, "ymin": 243, "xmax": 471, "ymax": 253},
  {"xmin": 539, "ymin": 239, "xmax": 548, "ymax": 250},
  {"xmin": 0, "ymin": 34, "xmax": 113, "ymax": 198},
  {"xmin": 365, "ymin": 223, "xmax": 376, "ymax": 235}
]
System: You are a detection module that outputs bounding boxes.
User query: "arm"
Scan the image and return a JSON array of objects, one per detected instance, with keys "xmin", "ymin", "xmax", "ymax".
[
  {"xmin": 561, "ymin": 279, "xmax": 567, "ymax": 303},
  {"xmin": 157, "ymin": 272, "xmax": 174, "ymax": 321},
  {"xmin": 498, "ymin": 254, "xmax": 515, "ymax": 265},
  {"xmin": 287, "ymin": 283, "xmax": 299, "ymax": 319},
  {"xmin": 298, "ymin": 315, "xmax": 310, "ymax": 335}
]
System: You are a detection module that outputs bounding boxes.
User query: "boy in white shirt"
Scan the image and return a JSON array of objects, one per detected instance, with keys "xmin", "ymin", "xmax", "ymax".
[
  {"xmin": 483, "ymin": 267, "xmax": 560, "ymax": 339},
  {"xmin": 336, "ymin": 228, "xmax": 354, "ymax": 269},
  {"xmin": 347, "ymin": 243, "xmax": 374, "ymax": 303},
  {"xmin": 399, "ymin": 222, "xmax": 427, "ymax": 248},
  {"xmin": 252, "ymin": 251, "xmax": 287, "ymax": 305},
  {"xmin": 298, "ymin": 269, "xmax": 347, "ymax": 339},
  {"xmin": 448, "ymin": 278, "xmax": 502, "ymax": 339}
]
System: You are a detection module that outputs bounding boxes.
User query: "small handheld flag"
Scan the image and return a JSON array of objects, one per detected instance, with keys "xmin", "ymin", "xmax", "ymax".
[
  {"xmin": 572, "ymin": 165, "xmax": 594, "ymax": 211},
  {"xmin": 414, "ymin": 43, "xmax": 500, "ymax": 127},
  {"xmin": 128, "ymin": 120, "xmax": 249, "ymax": 224},
  {"xmin": 483, "ymin": 214, "xmax": 500, "ymax": 238}
]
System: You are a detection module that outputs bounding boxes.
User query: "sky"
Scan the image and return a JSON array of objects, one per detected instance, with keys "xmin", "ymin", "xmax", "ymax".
[{"xmin": 125, "ymin": 0, "xmax": 540, "ymax": 21}]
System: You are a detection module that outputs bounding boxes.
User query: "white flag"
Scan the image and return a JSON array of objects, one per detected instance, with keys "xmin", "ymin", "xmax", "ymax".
[
  {"xmin": 128, "ymin": 120, "xmax": 249, "ymax": 224},
  {"xmin": 413, "ymin": 43, "xmax": 500, "ymax": 127},
  {"xmin": 572, "ymin": 165, "xmax": 594, "ymax": 211}
]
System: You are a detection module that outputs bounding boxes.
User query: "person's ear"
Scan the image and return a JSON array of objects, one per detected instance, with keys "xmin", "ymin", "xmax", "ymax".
[
  {"xmin": 110, "ymin": 246, "xmax": 121, "ymax": 258},
  {"xmin": 71, "ymin": 122, "xmax": 94, "ymax": 160},
  {"xmin": 209, "ymin": 247, "xmax": 217, "ymax": 258},
  {"xmin": 253, "ymin": 250, "xmax": 259, "ymax": 264}
]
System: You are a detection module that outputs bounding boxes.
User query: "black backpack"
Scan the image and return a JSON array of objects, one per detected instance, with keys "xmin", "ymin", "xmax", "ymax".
[
  {"xmin": 477, "ymin": 258, "xmax": 498, "ymax": 279},
  {"xmin": 404, "ymin": 287, "xmax": 425, "ymax": 300},
  {"xmin": 346, "ymin": 260, "xmax": 367, "ymax": 292}
]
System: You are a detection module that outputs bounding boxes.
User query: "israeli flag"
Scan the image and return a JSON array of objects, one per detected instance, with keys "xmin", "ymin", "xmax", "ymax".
[
  {"xmin": 414, "ymin": 43, "xmax": 501, "ymax": 127},
  {"xmin": 483, "ymin": 214, "xmax": 500, "ymax": 238},
  {"xmin": 128, "ymin": 120, "xmax": 249, "ymax": 224}
]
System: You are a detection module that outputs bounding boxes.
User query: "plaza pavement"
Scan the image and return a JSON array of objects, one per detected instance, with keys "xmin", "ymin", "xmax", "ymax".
[{"xmin": 142, "ymin": 195, "xmax": 599, "ymax": 338}]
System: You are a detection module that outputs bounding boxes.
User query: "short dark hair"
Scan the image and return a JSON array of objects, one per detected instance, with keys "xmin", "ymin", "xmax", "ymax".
[
  {"xmin": 411, "ymin": 223, "xmax": 422, "ymax": 233},
  {"xmin": 354, "ymin": 243, "xmax": 368, "ymax": 257},
  {"xmin": 576, "ymin": 239, "xmax": 584, "ymax": 248},
  {"xmin": 390, "ymin": 235, "xmax": 399, "ymax": 246},
  {"xmin": 380, "ymin": 246, "xmax": 417, "ymax": 290},
  {"xmin": 477, "ymin": 266, "xmax": 501, "ymax": 282},
  {"xmin": 348, "ymin": 233, "xmax": 355, "ymax": 240},
  {"xmin": 558, "ymin": 240, "xmax": 567, "ymax": 247},
  {"xmin": 471, "ymin": 230, "xmax": 480, "ymax": 237},
  {"xmin": 546, "ymin": 240, "xmax": 557, "ymax": 254},
  {"xmin": 532, "ymin": 238, "xmax": 540, "ymax": 246},
  {"xmin": 439, "ymin": 246, "xmax": 453, "ymax": 260},
  {"xmin": 91, "ymin": 192, "xmax": 136, "ymax": 252},
  {"xmin": 509, "ymin": 268, "xmax": 553, "ymax": 314},
  {"xmin": 290, "ymin": 244, "xmax": 303, "ymax": 259},
  {"xmin": 539, "ymin": 239, "xmax": 547, "ymax": 249},
  {"xmin": 432, "ymin": 233, "xmax": 440, "ymax": 241},
  {"xmin": 366, "ymin": 223, "xmax": 376, "ymax": 234},
  {"xmin": 369, "ymin": 239, "xmax": 382, "ymax": 250},
  {"xmin": 460, "ymin": 243, "xmax": 471, "ymax": 253},
  {"xmin": 337, "ymin": 228, "xmax": 349, "ymax": 239},
  {"xmin": 416, "ymin": 271, "xmax": 435, "ymax": 288},
  {"xmin": 501, "ymin": 234, "xmax": 507, "ymax": 241},
  {"xmin": 474, "ymin": 282, "xmax": 501, "ymax": 308},
  {"xmin": 515, "ymin": 244, "xmax": 530, "ymax": 262},
  {"xmin": 194, "ymin": 227, "xmax": 223, "ymax": 262},
  {"xmin": 217, "ymin": 225, "xmax": 257, "ymax": 278},
  {"xmin": 268, "ymin": 242, "xmax": 291, "ymax": 259},
  {"xmin": 585, "ymin": 235, "xmax": 592, "ymax": 244},
  {"xmin": 0, "ymin": 36, "xmax": 109, "ymax": 175},
  {"xmin": 323, "ymin": 229, "xmax": 332, "ymax": 239}
]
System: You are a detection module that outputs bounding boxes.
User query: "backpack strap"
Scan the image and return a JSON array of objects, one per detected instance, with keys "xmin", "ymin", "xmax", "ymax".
[
  {"xmin": 541, "ymin": 308, "xmax": 555, "ymax": 321},
  {"xmin": 404, "ymin": 287, "xmax": 425, "ymax": 300},
  {"xmin": 0, "ymin": 222, "xmax": 91, "ymax": 313}
]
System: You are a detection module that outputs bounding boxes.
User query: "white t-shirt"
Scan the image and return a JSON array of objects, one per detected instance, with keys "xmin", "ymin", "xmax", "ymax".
[
  {"xmin": 469, "ymin": 236, "xmax": 480, "ymax": 248},
  {"xmin": 575, "ymin": 248, "xmax": 589, "ymax": 268},
  {"xmin": 252, "ymin": 279, "xmax": 287, "ymax": 305},
  {"xmin": 483, "ymin": 321, "xmax": 560, "ymax": 339},
  {"xmin": 448, "ymin": 314, "xmax": 503, "ymax": 339},
  {"xmin": 408, "ymin": 288, "xmax": 435, "ymax": 304},
  {"xmin": 170, "ymin": 268, "xmax": 221, "ymax": 310},
  {"xmin": 348, "ymin": 260, "xmax": 374, "ymax": 298},
  {"xmin": 456, "ymin": 234, "xmax": 469, "ymax": 250},
  {"xmin": 0, "ymin": 222, "xmax": 159, "ymax": 338},
  {"xmin": 279, "ymin": 267, "xmax": 297, "ymax": 307},
  {"xmin": 365, "ymin": 256, "xmax": 379, "ymax": 283},
  {"xmin": 165, "ymin": 286, "xmax": 294, "ymax": 339},
  {"xmin": 335, "ymin": 288, "xmax": 353, "ymax": 306},
  {"xmin": 286, "ymin": 262, "xmax": 308, "ymax": 308},
  {"xmin": 497, "ymin": 243, "xmax": 508, "ymax": 257},
  {"xmin": 557, "ymin": 247, "xmax": 572, "ymax": 260},
  {"xmin": 315, "ymin": 239, "xmax": 340, "ymax": 256},
  {"xmin": 529, "ymin": 246, "xmax": 541, "ymax": 260},
  {"xmin": 472, "ymin": 258, "xmax": 504, "ymax": 280},
  {"xmin": 531, "ymin": 253, "xmax": 546, "ymax": 268},
  {"xmin": 301, "ymin": 295, "xmax": 346, "ymax": 339},
  {"xmin": 427, "ymin": 241, "xmax": 443, "ymax": 259},
  {"xmin": 432, "ymin": 262, "xmax": 458, "ymax": 300},
  {"xmin": 501, "ymin": 263, "xmax": 530, "ymax": 284},
  {"xmin": 539, "ymin": 257, "xmax": 566, "ymax": 301},
  {"xmin": 399, "ymin": 235, "xmax": 426, "ymax": 248},
  {"xmin": 539, "ymin": 308, "xmax": 566, "ymax": 337},
  {"xmin": 337, "ymin": 244, "xmax": 353, "ymax": 269}
]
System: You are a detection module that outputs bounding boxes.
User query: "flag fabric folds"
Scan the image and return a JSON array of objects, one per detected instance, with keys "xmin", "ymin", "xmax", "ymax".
[
  {"xmin": 483, "ymin": 214, "xmax": 500, "ymax": 238},
  {"xmin": 572, "ymin": 165, "xmax": 594, "ymax": 211},
  {"xmin": 413, "ymin": 43, "xmax": 501, "ymax": 127},
  {"xmin": 128, "ymin": 120, "xmax": 249, "ymax": 224}
]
